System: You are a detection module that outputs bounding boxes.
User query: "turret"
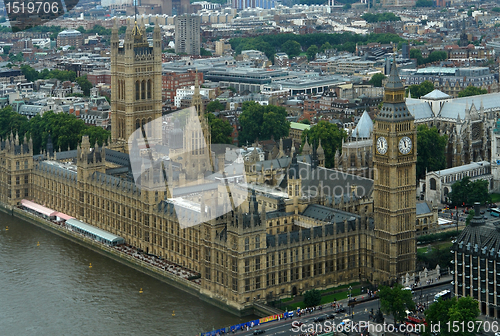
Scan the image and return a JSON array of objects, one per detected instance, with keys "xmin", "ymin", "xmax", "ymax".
[{"xmin": 302, "ymin": 138, "xmax": 311, "ymax": 155}]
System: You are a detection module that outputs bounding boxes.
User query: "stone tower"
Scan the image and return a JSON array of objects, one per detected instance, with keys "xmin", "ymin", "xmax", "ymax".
[
  {"xmin": 110, "ymin": 19, "xmax": 162, "ymax": 152},
  {"xmin": 372, "ymin": 61, "xmax": 417, "ymax": 284}
]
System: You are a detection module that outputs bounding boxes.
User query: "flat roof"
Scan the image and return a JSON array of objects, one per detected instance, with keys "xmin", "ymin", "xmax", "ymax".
[
  {"xmin": 66, "ymin": 218, "xmax": 125, "ymax": 243},
  {"xmin": 290, "ymin": 122, "xmax": 311, "ymax": 131},
  {"xmin": 21, "ymin": 199, "xmax": 57, "ymax": 217}
]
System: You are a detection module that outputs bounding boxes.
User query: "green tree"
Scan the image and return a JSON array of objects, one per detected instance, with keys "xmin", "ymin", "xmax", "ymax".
[
  {"xmin": 410, "ymin": 49, "xmax": 424, "ymax": 65},
  {"xmin": 415, "ymin": 0, "xmax": 434, "ymax": 6},
  {"xmin": 238, "ymin": 102, "xmax": 289, "ymax": 146},
  {"xmin": 361, "ymin": 13, "xmax": 401, "ymax": 23},
  {"xmin": 281, "ymin": 40, "xmax": 302, "ymax": 58},
  {"xmin": 448, "ymin": 176, "xmax": 491, "ymax": 207},
  {"xmin": 379, "ymin": 284, "xmax": 415, "ymax": 324},
  {"xmin": 426, "ymin": 50, "xmax": 447, "ymax": 63},
  {"xmin": 369, "ymin": 73, "xmax": 386, "ymax": 87},
  {"xmin": 416, "ymin": 124, "xmax": 447, "ymax": 180},
  {"xmin": 408, "ymin": 80, "xmax": 434, "ymax": 98},
  {"xmin": 206, "ymin": 113, "xmax": 233, "ymax": 144},
  {"xmin": 76, "ymin": 75, "xmax": 93, "ymax": 96},
  {"xmin": 306, "ymin": 45, "xmax": 318, "ymax": 61},
  {"xmin": 0, "ymin": 106, "xmax": 29, "ymax": 139},
  {"xmin": 301, "ymin": 121, "xmax": 347, "ymax": 168},
  {"xmin": 319, "ymin": 42, "xmax": 332, "ymax": 53},
  {"xmin": 458, "ymin": 86, "xmax": 488, "ymax": 98},
  {"xmin": 206, "ymin": 100, "xmax": 225, "ymax": 113},
  {"xmin": 423, "ymin": 296, "xmax": 480, "ymax": 336},
  {"xmin": 300, "ymin": 119, "xmax": 311, "ymax": 125},
  {"xmin": 465, "ymin": 209, "xmax": 475, "ymax": 225},
  {"xmin": 9, "ymin": 52, "xmax": 24, "ymax": 63},
  {"xmin": 79, "ymin": 124, "xmax": 110, "ymax": 146},
  {"xmin": 303, "ymin": 289, "xmax": 321, "ymax": 307},
  {"xmin": 200, "ymin": 47, "xmax": 212, "ymax": 56},
  {"xmin": 20, "ymin": 64, "xmax": 39, "ymax": 82},
  {"xmin": 342, "ymin": 4, "xmax": 351, "ymax": 9}
]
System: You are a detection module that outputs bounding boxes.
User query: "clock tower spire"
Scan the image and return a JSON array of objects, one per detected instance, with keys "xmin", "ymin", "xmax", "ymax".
[{"xmin": 373, "ymin": 60, "xmax": 417, "ymax": 284}]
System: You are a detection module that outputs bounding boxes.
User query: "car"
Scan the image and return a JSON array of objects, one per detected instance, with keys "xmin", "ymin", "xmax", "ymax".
[
  {"xmin": 335, "ymin": 307, "xmax": 345, "ymax": 313},
  {"xmin": 253, "ymin": 330, "xmax": 265, "ymax": 335},
  {"xmin": 403, "ymin": 287, "xmax": 414, "ymax": 294},
  {"xmin": 327, "ymin": 313, "xmax": 336, "ymax": 319},
  {"xmin": 292, "ymin": 321, "xmax": 304, "ymax": 327},
  {"xmin": 480, "ymin": 210, "xmax": 485, "ymax": 214},
  {"xmin": 313, "ymin": 315, "xmax": 327, "ymax": 323}
]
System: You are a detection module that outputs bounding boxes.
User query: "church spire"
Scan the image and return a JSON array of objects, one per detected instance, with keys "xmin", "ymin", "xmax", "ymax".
[
  {"xmin": 191, "ymin": 69, "xmax": 203, "ymax": 117},
  {"xmin": 385, "ymin": 58, "xmax": 404, "ymax": 91}
]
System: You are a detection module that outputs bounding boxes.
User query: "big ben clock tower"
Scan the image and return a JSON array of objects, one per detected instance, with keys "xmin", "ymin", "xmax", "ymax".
[{"xmin": 373, "ymin": 61, "xmax": 417, "ymax": 284}]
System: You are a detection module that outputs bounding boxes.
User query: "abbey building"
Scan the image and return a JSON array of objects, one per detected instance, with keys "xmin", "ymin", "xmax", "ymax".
[{"xmin": 0, "ymin": 20, "xmax": 420, "ymax": 313}]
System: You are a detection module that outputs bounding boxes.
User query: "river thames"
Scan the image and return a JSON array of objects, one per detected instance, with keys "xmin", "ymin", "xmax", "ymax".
[{"xmin": 0, "ymin": 211, "xmax": 254, "ymax": 335}]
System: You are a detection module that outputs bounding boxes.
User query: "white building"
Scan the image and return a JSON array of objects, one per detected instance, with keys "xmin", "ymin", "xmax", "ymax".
[
  {"xmin": 174, "ymin": 86, "xmax": 212, "ymax": 107},
  {"xmin": 419, "ymin": 161, "xmax": 492, "ymax": 204}
]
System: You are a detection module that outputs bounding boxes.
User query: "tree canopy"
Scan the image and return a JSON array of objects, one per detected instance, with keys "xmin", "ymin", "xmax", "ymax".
[
  {"xmin": 458, "ymin": 86, "xmax": 487, "ymax": 98},
  {"xmin": 423, "ymin": 296, "xmax": 480, "ymax": 336},
  {"xmin": 416, "ymin": 0, "xmax": 434, "ymax": 7},
  {"xmin": 410, "ymin": 49, "xmax": 447, "ymax": 66},
  {"xmin": 361, "ymin": 13, "xmax": 401, "ymax": 23},
  {"xmin": 379, "ymin": 284, "xmax": 415, "ymax": 324},
  {"xmin": 306, "ymin": 45, "xmax": 318, "ymax": 61},
  {"xmin": 301, "ymin": 121, "xmax": 347, "ymax": 168},
  {"xmin": 369, "ymin": 73, "xmax": 386, "ymax": 87},
  {"xmin": 281, "ymin": 40, "xmax": 302, "ymax": 58},
  {"xmin": 407, "ymin": 80, "xmax": 434, "ymax": 98},
  {"xmin": 77, "ymin": 24, "xmax": 111, "ymax": 35},
  {"xmin": 230, "ymin": 32, "xmax": 405, "ymax": 61},
  {"xmin": 21, "ymin": 65, "xmax": 78, "ymax": 83},
  {"xmin": 206, "ymin": 113, "xmax": 233, "ymax": 144},
  {"xmin": 238, "ymin": 102, "xmax": 289, "ymax": 146},
  {"xmin": 304, "ymin": 289, "xmax": 322, "ymax": 307},
  {"xmin": 206, "ymin": 100, "xmax": 225, "ymax": 113},
  {"xmin": 0, "ymin": 107, "xmax": 109, "ymax": 155},
  {"xmin": 448, "ymin": 176, "xmax": 491, "ymax": 206},
  {"xmin": 416, "ymin": 124, "xmax": 447, "ymax": 180},
  {"xmin": 76, "ymin": 75, "xmax": 93, "ymax": 96}
]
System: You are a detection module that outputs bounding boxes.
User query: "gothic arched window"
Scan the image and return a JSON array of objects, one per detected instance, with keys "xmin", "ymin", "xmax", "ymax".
[
  {"xmin": 430, "ymin": 178, "xmax": 437, "ymax": 190},
  {"xmin": 141, "ymin": 80, "xmax": 146, "ymax": 100},
  {"xmin": 136, "ymin": 81, "xmax": 140, "ymax": 100},
  {"xmin": 147, "ymin": 80, "xmax": 152, "ymax": 99}
]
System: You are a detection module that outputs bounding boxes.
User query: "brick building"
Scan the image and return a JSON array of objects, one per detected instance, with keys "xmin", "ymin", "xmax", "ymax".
[
  {"xmin": 87, "ymin": 70, "xmax": 111, "ymax": 86},
  {"xmin": 162, "ymin": 70, "xmax": 203, "ymax": 102}
]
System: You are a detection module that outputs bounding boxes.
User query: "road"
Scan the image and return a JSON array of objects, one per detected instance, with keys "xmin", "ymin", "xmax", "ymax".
[{"xmin": 230, "ymin": 283, "xmax": 455, "ymax": 336}]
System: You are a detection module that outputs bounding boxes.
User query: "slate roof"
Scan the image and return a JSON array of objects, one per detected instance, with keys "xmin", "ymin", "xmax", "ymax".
[
  {"xmin": 301, "ymin": 203, "xmax": 358, "ymax": 223},
  {"xmin": 416, "ymin": 202, "xmax": 431, "ymax": 215},
  {"xmin": 432, "ymin": 161, "xmax": 489, "ymax": 176},
  {"xmin": 452, "ymin": 206, "xmax": 500, "ymax": 256},
  {"xmin": 385, "ymin": 61, "xmax": 404, "ymax": 90},
  {"xmin": 105, "ymin": 149, "xmax": 130, "ymax": 167},
  {"xmin": 406, "ymin": 102, "xmax": 434, "ymax": 119},
  {"xmin": 351, "ymin": 110, "xmax": 373, "ymax": 138},
  {"xmin": 421, "ymin": 89, "xmax": 451, "ymax": 100},
  {"xmin": 297, "ymin": 161, "xmax": 373, "ymax": 200}
]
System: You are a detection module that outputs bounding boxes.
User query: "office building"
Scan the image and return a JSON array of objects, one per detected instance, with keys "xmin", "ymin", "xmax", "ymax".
[{"xmin": 175, "ymin": 15, "xmax": 201, "ymax": 56}]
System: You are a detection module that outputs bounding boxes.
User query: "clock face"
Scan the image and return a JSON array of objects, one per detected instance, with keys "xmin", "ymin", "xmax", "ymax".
[
  {"xmin": 399, "ymin": 136, "xmax": 412, "ymax": 155},
  {"xmin": 376, "ymin": 137, "xmax": 388, "ymax": 155}
]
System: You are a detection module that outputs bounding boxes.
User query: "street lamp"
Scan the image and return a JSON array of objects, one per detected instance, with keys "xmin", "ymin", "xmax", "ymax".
[{"xmin": 349, "ymin": 286, "xmax": 352, "ymax": 301}]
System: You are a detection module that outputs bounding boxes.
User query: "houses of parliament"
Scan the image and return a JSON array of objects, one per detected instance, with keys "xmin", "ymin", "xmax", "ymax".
[{"xmin": 0, "ymin": 20, "xmax": 422, "ymax": 314}]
